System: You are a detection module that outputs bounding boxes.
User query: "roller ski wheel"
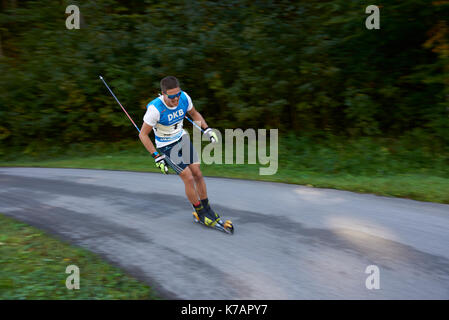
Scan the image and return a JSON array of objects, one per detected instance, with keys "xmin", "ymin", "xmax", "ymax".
[{"xmin": 192, "ymin": 212, "xmax": 234, "ymax": 235}]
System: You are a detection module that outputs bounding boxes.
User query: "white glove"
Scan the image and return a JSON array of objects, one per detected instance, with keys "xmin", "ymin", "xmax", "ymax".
[{"xmin": 204, "ymin": 127, "xmax": 218, "ymax": 143}]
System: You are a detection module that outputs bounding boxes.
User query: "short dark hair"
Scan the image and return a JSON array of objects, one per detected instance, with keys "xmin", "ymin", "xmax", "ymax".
[{"xmin": 160, "ymin": 76, "xmax": 180, "ymax": 93}]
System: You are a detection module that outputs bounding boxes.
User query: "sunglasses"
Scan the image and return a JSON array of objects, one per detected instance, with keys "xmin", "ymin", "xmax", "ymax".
[{"xmin": 164, "ymin": 90, "xmax": 182, "ymax": 99}]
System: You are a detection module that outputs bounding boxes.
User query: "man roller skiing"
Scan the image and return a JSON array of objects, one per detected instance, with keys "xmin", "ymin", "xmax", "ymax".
[{"xmin": 139, "ymin": 76, "xmax": 223, "ymax": 228}]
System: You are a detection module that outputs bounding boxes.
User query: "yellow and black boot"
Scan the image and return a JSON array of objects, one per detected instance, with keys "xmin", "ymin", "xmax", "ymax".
[
  {"xmin": 201, "ymin": 198, "xmax": 221, "ymax": 226},
  {"xmin": 193, "ymin": 199, "xmax": 220, "ymax": 227},
  {"xmin": 193, "ymin": 201, "xmax": 215, "ymax": 227}
]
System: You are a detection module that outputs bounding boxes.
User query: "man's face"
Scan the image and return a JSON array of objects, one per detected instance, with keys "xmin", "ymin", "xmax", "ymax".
[{"xmin": 163, "ymin": 87, "xmax": 181, "ymax": 108}]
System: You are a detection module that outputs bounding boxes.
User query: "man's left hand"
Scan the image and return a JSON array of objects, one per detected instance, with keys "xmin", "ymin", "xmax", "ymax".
[{"xmin": 204, "ymin": 127, "xmax": 218, "ymax": 143}]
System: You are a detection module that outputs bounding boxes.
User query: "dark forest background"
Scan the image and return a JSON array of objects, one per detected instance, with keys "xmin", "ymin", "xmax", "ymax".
[{"xmin": 0, "ymin": 0, "xmax": 448, "ymax": 157}]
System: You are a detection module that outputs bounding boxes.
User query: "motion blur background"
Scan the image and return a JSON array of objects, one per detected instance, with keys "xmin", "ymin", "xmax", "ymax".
[{"xmin": 0, "ymin": 0, "xmax": 448, "ymax": 202}]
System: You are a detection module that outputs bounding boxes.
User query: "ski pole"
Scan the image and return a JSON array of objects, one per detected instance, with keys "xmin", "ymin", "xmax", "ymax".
[
  {"xmin": 186, "ymin": 116, "xmax": 217, "ymax": 142},
  {"xmin": 99, "ymin": 75, "xmax": 141, "ymax": 133},
  {"xmin": 185, "ymin": 115, "xmax": 205, "ymax": 133}
]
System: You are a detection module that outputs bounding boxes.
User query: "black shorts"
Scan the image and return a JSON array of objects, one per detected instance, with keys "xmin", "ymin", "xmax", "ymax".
[{"xmin": 158, "ymin": 134, "xmax": 199, "ymax": 175}]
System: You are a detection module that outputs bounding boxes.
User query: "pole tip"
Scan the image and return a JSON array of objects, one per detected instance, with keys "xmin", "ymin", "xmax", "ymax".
[{"xmin": 99, "ymin": 75, "xmax": 103, "ymax": 80}]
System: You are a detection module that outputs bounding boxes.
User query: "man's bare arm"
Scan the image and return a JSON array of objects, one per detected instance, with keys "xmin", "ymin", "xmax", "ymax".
[
  {"xmin": 188, "ymin": 106, "xmax": 208, "ymax": 130},
  {"xmin": 139, "ymin": 122, "xmax": 157, "ymax": 155}
]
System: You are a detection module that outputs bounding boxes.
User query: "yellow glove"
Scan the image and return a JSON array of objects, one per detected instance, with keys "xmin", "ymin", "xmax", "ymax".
[{"xmin": 153, "ymin": 153, "xmax": 169, "ymax": 174}]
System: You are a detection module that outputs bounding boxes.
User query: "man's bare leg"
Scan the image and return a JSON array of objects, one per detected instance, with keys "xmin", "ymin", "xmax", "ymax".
[
  {"xmin": 179, "ymin": 167, "xmax": 199, "ymax": 205},
  {"xmin": 188, "ymin": 163, "xmax": 207, "ymax": 200},
  {"xmin": 188, "ymin": 163, "xmax": 222, "ymax": 224}
]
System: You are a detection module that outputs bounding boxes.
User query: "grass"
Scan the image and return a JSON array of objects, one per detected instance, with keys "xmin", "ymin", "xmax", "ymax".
[
  {"xmin": 0, "ymin": 134, "xmax": 448, "ymax": 204},
  {"xmin": 0, "ymin": 213, "xmax": 160, "ymax": 300}
]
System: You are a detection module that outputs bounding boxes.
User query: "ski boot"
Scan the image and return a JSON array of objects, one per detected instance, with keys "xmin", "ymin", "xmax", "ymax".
[
  {"xmin": 208, "ymin": 205, "xmax": 234, "ymax": 234},
  {"xmin": 192, "ymin": 200, "xmax": 234, "ymax": 234},
  {"xmin": 192, "ymin": 201, "xmax": 219, "ymax": 227}
]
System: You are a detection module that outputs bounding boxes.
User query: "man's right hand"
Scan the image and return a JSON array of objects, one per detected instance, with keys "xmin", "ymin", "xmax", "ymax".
[{"xmin": 154, "ymin": 154, "xmax": 169, "ymax": 174}]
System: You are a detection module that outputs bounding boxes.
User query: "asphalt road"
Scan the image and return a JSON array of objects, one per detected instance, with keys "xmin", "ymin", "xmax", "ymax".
[{"xmin": 1, "ymin": 167, "xmax": 448, "ymax": 299}]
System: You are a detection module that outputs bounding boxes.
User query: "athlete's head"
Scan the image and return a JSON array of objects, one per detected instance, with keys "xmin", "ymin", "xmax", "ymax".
[{"xmin": 160, "ymin": 76, "xmax": 181, "ymax": 108}]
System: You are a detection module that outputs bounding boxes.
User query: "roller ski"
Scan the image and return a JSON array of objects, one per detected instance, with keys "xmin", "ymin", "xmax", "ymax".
[{"xmin": 192, "ymin": 200, "xmax": 234, "ymax": 235}]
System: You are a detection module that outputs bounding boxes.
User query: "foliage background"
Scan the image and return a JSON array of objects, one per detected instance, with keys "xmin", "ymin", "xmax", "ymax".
[{"xmin": 0, "ymin": 0, "xmax": 448, "ymax": 162}]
